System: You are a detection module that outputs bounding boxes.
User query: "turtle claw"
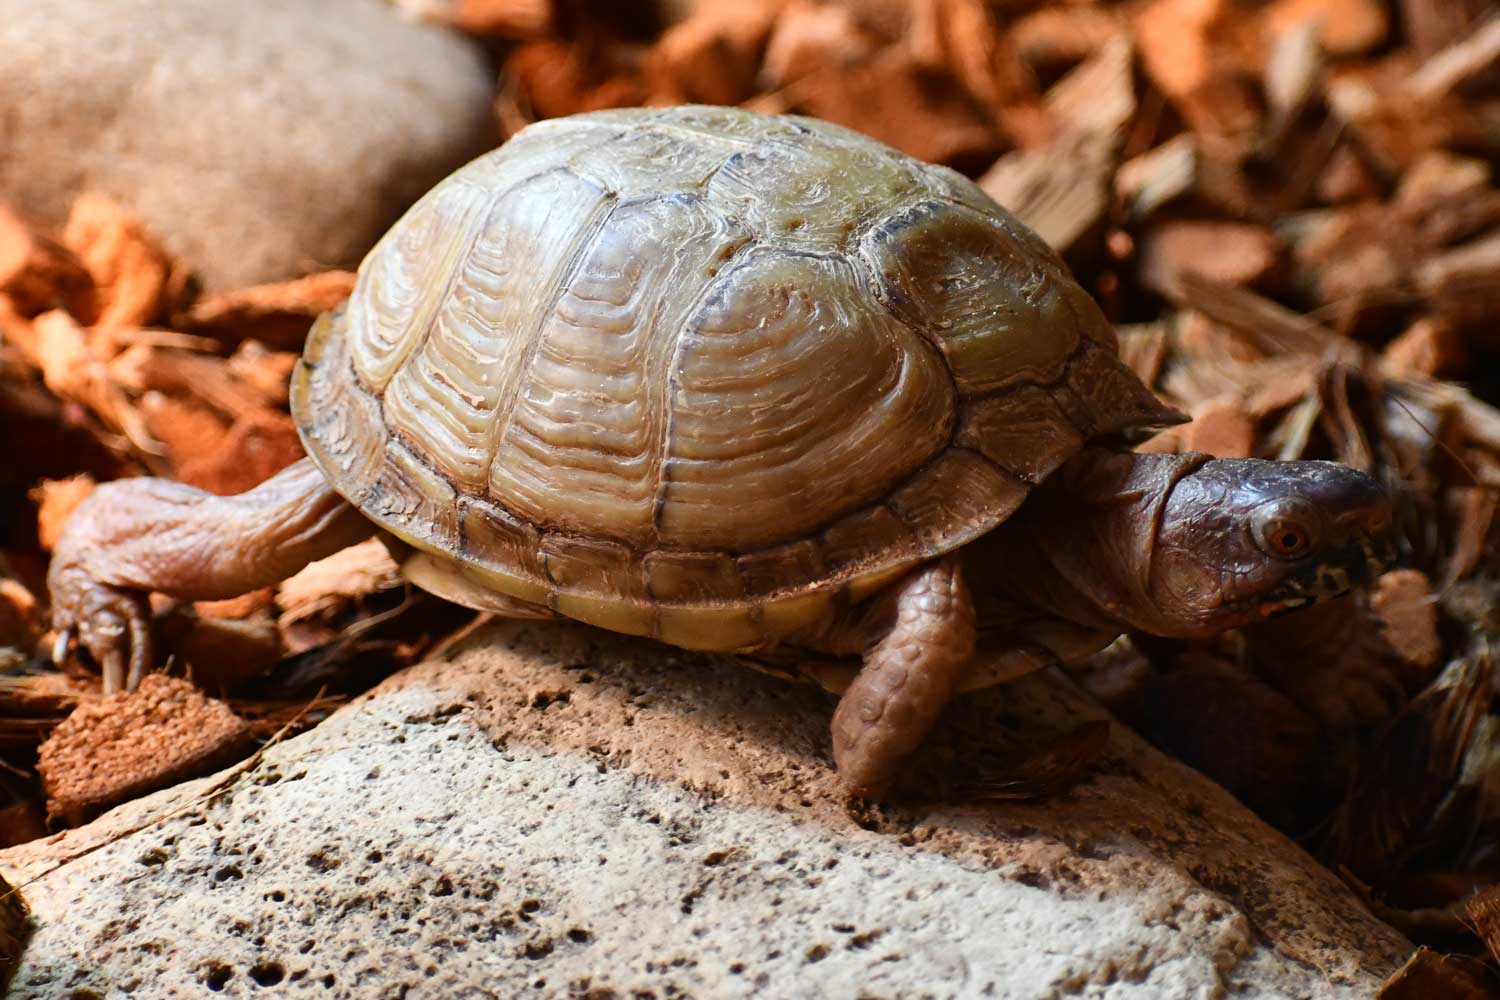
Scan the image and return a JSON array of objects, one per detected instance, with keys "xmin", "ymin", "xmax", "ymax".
[{"xmin": 49, "ymin": 572, "xmax": 153, "ymax": 695}]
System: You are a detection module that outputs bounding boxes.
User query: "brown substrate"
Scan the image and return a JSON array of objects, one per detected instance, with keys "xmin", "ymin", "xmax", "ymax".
[{"xmin": 36, "ymin": 674, "xmax": 252, "ymax": 826}]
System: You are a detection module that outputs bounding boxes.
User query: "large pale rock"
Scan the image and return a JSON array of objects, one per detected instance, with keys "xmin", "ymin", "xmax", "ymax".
[
  {"xmin": 0, "ymin": 0, "xmax": 496, "ymax": 291},
  {"xmin": 0, "ymin": 622, "xmax": 1410, "ymax": 997}
]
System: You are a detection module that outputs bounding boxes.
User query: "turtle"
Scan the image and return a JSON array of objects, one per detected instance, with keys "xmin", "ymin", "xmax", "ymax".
[{"xmin": 47, "ymin": 105, "xmax": 1396, "ymax": 799}]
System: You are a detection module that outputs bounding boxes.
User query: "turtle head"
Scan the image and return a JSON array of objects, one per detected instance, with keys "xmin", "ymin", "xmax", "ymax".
[{"xmin": 1145, "ymin": 457, "xmax": 1396, "ymax": 637}]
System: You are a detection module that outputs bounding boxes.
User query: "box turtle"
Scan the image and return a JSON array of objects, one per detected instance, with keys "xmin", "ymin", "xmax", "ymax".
[{"xmin": 48, "ymin": 106, "xmax": 1395, "ymax": 798}]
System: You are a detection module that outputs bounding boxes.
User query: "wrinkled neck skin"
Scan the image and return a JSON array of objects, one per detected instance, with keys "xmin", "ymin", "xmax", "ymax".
[{"xmin": 968, "ymin": 448, "xmax": 1213, "ymax": 641}]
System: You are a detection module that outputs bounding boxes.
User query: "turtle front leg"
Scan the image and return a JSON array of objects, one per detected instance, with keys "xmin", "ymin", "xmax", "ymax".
[
  {"xmin": 48, "ymin": 457, "xmax": 374, "ymax": 692},
  {"xmin": 830, "ymin": 555, "xmax": 977, "ymax": 799}
]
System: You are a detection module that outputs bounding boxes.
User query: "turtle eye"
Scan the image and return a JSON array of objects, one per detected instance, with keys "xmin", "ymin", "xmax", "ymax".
[{"xmin": 1252, "ymin": 503, "xmax": 1318, "ymax": 559}]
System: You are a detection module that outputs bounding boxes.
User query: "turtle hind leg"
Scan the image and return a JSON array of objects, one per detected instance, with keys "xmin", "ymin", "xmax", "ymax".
[
  {"xmin": 48, "ymin": 457, "xmax": 374, "ymax": 693},
  {"xmin": 829, "ymin": 555, "xmax": 977, "ymax": 800}
]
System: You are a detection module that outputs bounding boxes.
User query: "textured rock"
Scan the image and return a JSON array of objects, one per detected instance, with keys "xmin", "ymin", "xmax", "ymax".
[
  {"xmin": 0, "ymin": 0, "xmax": 496, "ymax": 291},
  {"xmin": 0, "ymin": 621, "xmax": 1411, "ymax": 998}
]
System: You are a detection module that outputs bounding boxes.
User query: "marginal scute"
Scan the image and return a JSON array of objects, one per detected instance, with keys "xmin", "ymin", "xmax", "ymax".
[
  {"xmin": 541, "ymin": 535, "xmax": 643, "ymax": 603},
  {"xmin": 887, "ymin": 451, "xmax": 1030, "ymax": 548},
  {"xmin": 960, "ymin": 387, "xmax": 1086, "ymax": 484},
  {"xmin": 659, "ymin": 248, "xmax": 954, "ymax": 550},
  {"xmin": 860, "ymin": 200, "xmax": 1079, "ymax": 395},
  {"xmin": 459, "ymin": 497, "xmax": 549, "ymax": 603},
  {"xmin": 736, "ymin": 540, "xmax": 825, "ymax": 597},
  {"xmin": 645, "ymin": 551, "xmax": 745, "ymax": 604},
  {"xmin": 294, "ymin": 311, "xmax": 384, "ymax": 498},
  {"xmin": 1058, "ymin": 340, "xmax": 1188, "ymax": 438},
  {"xmin": 368, "ymin": 441, "xmax": 461, "ymax": 553},
  {"xmin": 819, "ymin": 506, "xmax": 913, "ymax": 576}
]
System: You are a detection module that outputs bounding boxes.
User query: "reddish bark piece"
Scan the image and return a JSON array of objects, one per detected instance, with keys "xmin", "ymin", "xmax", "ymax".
[
  {"xmin": 1134, "ymin": 0, "xmax": 1264, "ymax": 137},
  {"xmin": 61, "ymin": 194, "xmax": 175, "ymax": 330},
  {"xmin": 1011, "ymin": 6, "xmax": 1124, "ymax": 75},
  {"xmin": 645, "ymin": 0, "xmax": 781, "ymax": 106},
  {"xmin": 502, "ymin": 41, "xmax": 645, "ymax": 125},
  {"xmin": 0, "ymin": 204, "xmax": 94, "ymax": 320},
  {"xmin": 1183, "ymin": 396, "xmax": 1257, "ymax": 458},
  {"xmin": 1368, "ymin": 569, "xmax": 1441, "ymax": 672},
  {"xmin": 1377, "ymin": 947, "xmax": 1498, "ymax": 1000},
  {"xmin": 1263, "ymin": 0, "xmax": 1388, "ymax": 57},
  {"xmin": 1380, "ymin": 318, "xmax": 1469, "ymax": 379},
  {"xmin": 37, "ymin": 673, "xmax": 253, "ymax": 825},
  {"xmin": 907, "ymin": 0, "xmax": 1036, "ymax": 117},
  {"xmin": 786, "ymin": 48, "xmax": 1005, "ymax": 169},
  {"xmin": 194, "ymin": 587, "xmax": 277, "ymax": 621},
  {"xmin": 176, "ymin": 271, "xmax": 356, "ymax": 352},
  {"xmin": 760, "ymin": 0, "xmax": 878, "ymax": 89},
  {"xmin": 31, "ymin": 475, "xmax": 97, "ymax": 552},
  {"xmin": 451, "ymin": 0, "xmax": 552, "ymax": 38},
  {"xmin": 275, "ymin": 537, "xmax": 403, "ymax": 626},
  {"xmin": 1115, "ymin": 134, "xmax": 1255, "ymax": 223},
  {"xmin": 142, "ymin": 396, "xmax": 304, "ymax": 496},
  {"xmin": 0, "ymin": 578, "xmax": 39, "ymax": 648},
  {"xmin": 1137, "ymin": 221, "xmax": 1283, "ymax": 298}
]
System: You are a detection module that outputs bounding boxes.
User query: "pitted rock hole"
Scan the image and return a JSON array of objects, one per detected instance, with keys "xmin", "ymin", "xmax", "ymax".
[
  {"xmin": 249, "ymin": 961, "xmax": 286, "ymax": 986},
  {"xmin": 202, "ymin": 962, "xmax": 233, "ymax": 991}
]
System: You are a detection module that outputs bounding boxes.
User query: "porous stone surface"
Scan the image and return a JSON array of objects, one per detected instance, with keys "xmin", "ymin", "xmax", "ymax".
[
  {"xmin": 0, "ymin": 0, "xmax": 496, "ymax": 291},
  {"xmin": 0, "ymin": 621, "xmax": 1410, "ymax": 998}
]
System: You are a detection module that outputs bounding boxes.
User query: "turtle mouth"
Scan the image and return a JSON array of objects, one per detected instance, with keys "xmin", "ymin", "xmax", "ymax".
[{"xmin": 1254, "ymin": 531, "xmax": 1398, "ymax": 619}]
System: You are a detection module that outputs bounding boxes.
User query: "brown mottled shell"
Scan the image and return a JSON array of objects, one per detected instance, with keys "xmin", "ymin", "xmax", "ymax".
[{"xmin": 291, "ymin": 105, "xmax": 1180, "ymax": 651}]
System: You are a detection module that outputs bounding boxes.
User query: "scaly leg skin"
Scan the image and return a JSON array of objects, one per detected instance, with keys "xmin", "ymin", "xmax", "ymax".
[
  {"xmin": 830, "ymin": 556, "xmax": 977, "ymax": 800},
  {"xmin": 48, "ymin": 457, "xmax": 375, "ymax": 693}
]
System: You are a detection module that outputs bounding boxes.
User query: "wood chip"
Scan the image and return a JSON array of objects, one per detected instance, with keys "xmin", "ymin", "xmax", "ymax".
[
  {"xmin": 1115, "ymin": 134, "xmax": 1255, "ymax": 222},
  {"xmin": 501, "ymin": 40, "xmax": 646, "ymax": 126},
  {"xmin": 979, "ymin": 130, "xmax": 1113, "ymax": 258},
  {"xmin": 1134, "ymin": 0, "xmax": 1264, "ymax": 137},
  {"xmin": 1182, "ymin": 395, "xmax": 1257, "ymax": 457},
  {"xmin": 1416, "ymin": 229, "xmax": 1500, "ymax": 335},
  {"xmin": 1263, "ymin": 0, "xmax": 1389, "ymax": 57},
  {"xmin": 1401, "ymin": 0, "xmax": 1495, "ymax": 57},
  {"xmin": 646, "ymin": 0, "xmax": 782, "ymax": 106},
  {"xmin": 1369, "ymin": 569, "xmax": 1442, "ymax": 672},
  {"xmin": 451, "ymin": 0, "xmax": 552, "ymax": 39},
  {"xmin": 1011, "ymin": 6, "xmax": 1123, "ymax": 76},
  {"xmin": 1406, "ymin": 14, "xmax": 1500, "ymax": 101},
  {"xmin": 776, "ymin": 47, "xmax": 1005, "ymax": 170},
  {"xmin": 760, "ymin": 0, "xmax": 878, "ymax": 89},
  {"xmin": 276, "ymin": 538, "xmax": 403, "ymax": 626},
  {"xmin": 1380, "ymin": 317, "xmax": 1469, "ymax": 379},
  {"xmin": 176, "ymin": 271, "xmax": 356, "ymax": 352},
  {"xmin": 0, "ymin": 578, "xmax": 38, "ymax": 648},
  {"xmin": 1378, "ymin": 946, "xmax": 1499, "ymax": 1000},
  {"xmin": 140, "ymin": 395, "xmax": 303, "ymax": 495},
  {"xmin": 0, "ymin": 204, "xmax": 94, "ymax": 320},
  {"xmin": 37, "ymin": 673, "xmax": 252, "ymax": 826},
  {"xmin": 1137, "ymin": 220, "xmax": 1283, "ymax": 298},
  {"xmin": 60, "ymin": 193, "xmax": 176, "ymax": 329},
  {"xmin": 29, "ymin": 475, "xmax": 97, "ymax": 552},
  {"xmin": 1469, "ymin": 884, "xmax": 1500, "ymax": 964}
]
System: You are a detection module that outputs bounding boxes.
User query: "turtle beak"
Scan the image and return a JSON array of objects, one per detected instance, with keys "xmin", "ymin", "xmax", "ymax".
[{"xmin": 1324, "ymin": 470, "xmax": 1397, "ymax": 582}]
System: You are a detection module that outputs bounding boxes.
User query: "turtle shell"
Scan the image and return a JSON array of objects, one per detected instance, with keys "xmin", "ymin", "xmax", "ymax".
[{"xmin": 290, "ymin": 105, "xmax": 1181, "ymax": 651}]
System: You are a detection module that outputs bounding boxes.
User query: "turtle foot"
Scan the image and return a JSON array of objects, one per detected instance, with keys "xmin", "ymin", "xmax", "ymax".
[{"xmin": 49, "ymin": 562, "xmax": 153, "ymax": 695}]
